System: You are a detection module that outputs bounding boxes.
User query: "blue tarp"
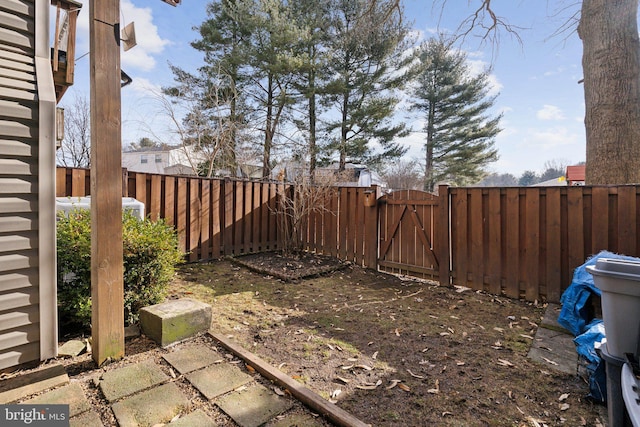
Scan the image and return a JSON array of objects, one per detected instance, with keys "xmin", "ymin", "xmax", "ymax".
[{"xmin": 558, "ymin": 250, "xmax": 640, "ymax": 404}]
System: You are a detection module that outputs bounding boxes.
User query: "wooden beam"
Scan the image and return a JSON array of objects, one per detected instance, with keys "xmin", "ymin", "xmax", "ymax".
[
  {"xmin": 89, "ymin": 0, "xmax": 124, "ymax": 365},
  {"xmin": 210, "ymin": 333, "xmax": 370, "ymax": 427}
]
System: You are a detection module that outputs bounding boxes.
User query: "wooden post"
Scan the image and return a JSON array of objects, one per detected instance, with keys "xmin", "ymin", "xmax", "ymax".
[
  {"xmin": 363, "ymin": 186, "xmax": 378, "ymax": 269},
  {"xmin": 89, "ymin": 0, "xmax": 124, "ymax": 365},
  {"xmin": 438, "ymin": 185, "xmax": 451, "ymax": 287}
]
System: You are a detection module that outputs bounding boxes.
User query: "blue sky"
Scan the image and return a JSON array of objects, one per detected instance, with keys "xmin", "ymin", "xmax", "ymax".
[{"xmin": 62, "ymin": 0, "xmax": 586, "ymax": 177}]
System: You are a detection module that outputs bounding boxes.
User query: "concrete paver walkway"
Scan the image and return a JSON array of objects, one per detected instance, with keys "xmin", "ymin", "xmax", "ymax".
[{"xmin": 6, "ymin": 337, "xmax": 336, "ymax": 427}]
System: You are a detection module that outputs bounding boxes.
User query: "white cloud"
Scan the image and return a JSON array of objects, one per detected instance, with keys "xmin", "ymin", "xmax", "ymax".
[
  {"xmin": 528, "ymin": 126, "xmax": 581, "ymax": 150},
  {"xmin": 536, "ymin": 104, "xmax": 565, "ymax": 121},
  {"xmin": 120, "ymin": 0, "xmax": 171, "ymax": 72}
]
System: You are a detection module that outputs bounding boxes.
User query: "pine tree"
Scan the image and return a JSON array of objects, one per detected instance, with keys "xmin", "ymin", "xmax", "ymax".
[
  {"xmin": 322, "ymin": 0, "xmax": 411, "ymax": 171},
  {"xmin": 412, "ymin": 37, "xmax": 501, "ymax": 192}
]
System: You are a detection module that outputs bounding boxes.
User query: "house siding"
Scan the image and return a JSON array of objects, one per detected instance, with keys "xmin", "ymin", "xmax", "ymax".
[{"xmin": 0, "ymin": 0, "xmax": 57, "ymax": 370}]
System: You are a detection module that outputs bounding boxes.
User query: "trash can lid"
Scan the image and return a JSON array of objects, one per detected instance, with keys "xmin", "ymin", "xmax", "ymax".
[{"xmin": 587, "ymin": 257, "xmax": 640, "ymax": 278}]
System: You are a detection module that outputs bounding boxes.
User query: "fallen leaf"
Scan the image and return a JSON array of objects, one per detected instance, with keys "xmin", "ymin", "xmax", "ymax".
[
  {"xmin": 336, "ymin": 376, "xmax": 350, "ymax": 384},
  {"xmin": 542, "ymin": 357, "xmax": 559, "ymax": 366},
  {"xmin": 442, "ymin": 412, "xmax": 453, "ymax": 417},
  {"xmin": 407, "ymin": 369, "xmax": 425, "ymax": 379},
  {"xmin": 355, "ymin": 364, "xmax": 373, "ymax": 371},
  {"xmin": 386, "ymin": 379, "xmax": 401, "ymax": 389},
  {"xmin": 395, "ymin": 328, "xmax": 401, "ymax": 336},
  {"xmin": 456, "ymin": 361, "xmax": 465, "ymax": 366},
  {"xmin": 330, "ymin": 389, "xmax": 342, "ymax": 399},
  {"xmin": 372, "ymin": 351, "xmax": 378, "ymax": 360},
  {"xmin": 559, "ymin": 393, "xmax": 569, "ymax": 401},
  {"xmin": 245, "ymin": 364, "xmax": 255, "ymax": 373},
  {"xmin": 398, "ymin": 383, "xmax": 411, "ymax": 392},
  {"xmin": 520, "ymin": 334, "xmax": 534, "ymax": 340},
  {"xmin": 341, "ymin": 365, "xmax": 354, "ymax": 370},
  {"xmin": 273, "ymin": 387, "xmax": 285, "ymax": 396},
  {"xmin": 559, "ymin": 403, "xmax": 570, "ymax": 411},
  {"xmin": 497, "ymin": 359, "xmax": 514, "ymax": 367}
]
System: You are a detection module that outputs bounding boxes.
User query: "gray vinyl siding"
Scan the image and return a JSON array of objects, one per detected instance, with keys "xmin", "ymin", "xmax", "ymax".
[{"xmin": 0, "ymin": 0, "xmax": 55, "ymax": 370}]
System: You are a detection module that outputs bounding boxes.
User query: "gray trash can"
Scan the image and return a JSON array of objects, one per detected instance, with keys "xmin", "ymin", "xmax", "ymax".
[{"xmin": 587, "ymin": 258, "xmax": 640, "ymax": 358}]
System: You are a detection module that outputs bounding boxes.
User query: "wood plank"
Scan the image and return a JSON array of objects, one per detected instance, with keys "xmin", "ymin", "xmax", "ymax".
[
  {"xmin": 524, "ymin": 189, "xmax": 540, "ymax": 302},
  {"xmin": 0, "ymin": 364, "xmax": 68, "ymax": 404},
  {"xmin": 176, "ymin": 178, "xmax": 187, "ymax": 254},
  {"xmin": 149, "ymin": 175, "xmax": 161, "ymax": 221},
  {"xmin": 189, "ymin": 178, "xmax": 201, "ymax": 262},
  {"xmin": 211, "ymin": 180, "xmax": 221, "ymax": 258},
  {"xmin": 243, "ymin": 181, "xmax": 253, "ymax": 253},
  {"xmin": 488, "ymin": 189, "xmax": 501, "ymax": 295},
  {"xmin": 617, "ymin": 186, "xmax": 637, "ymax": 255},
  {"xmin": 223, "ymin": 180, "xmax": 234, "ymax": 255},
  {"xmin": 268, "ymin": 183, "xmax": 278, "ymax": 250},
  {"xmin": 55, "ymin": 167, "xmax": 65, "ymax": 196},
  {"xmin": 164, "ymin": 176, "xmax": 175, "ymax": 226},
  {"xmin": 71, "ymin": 168, "xmax": 85, "ymax": 196},
  {"xmin": 326, "ymin": 191, "xmax": 338, "ymax": 257},
  {"xmin": 363, "ymin": 188, "xmax": 377, "ymax": 269},
  {"xmin": 338, "ymin": 187, "xmax": 349, "ymax": 260},
  {"xmin": 135, "ymin": 173, "xmax": 147, "ymax": 207},
  {"xmin": 452, "ymin": 189, "xmax": 468, "ymax": 286},
  {"xmin": 251, "ymin": 182, "xmax": 262, "ymax": 252},
  {"xmin": 545, "ymin": 188, "xmax": 562, "ymax": 302},
  {"xmin": 591, "ymin": 186, "xmax": 609, "ymax": 253},
  {"xmin": 260, "ymin": 183, "xmax": 269, "ymax": 251},
  {"xmin": 90, "ymin": 0, "xmax": 124, "ymax": 365},
  {"xmin": 200, "ymin": 179, "xmax": 211, "ymax": 260},
  {"xmin": 234, "ymin": 181, "xmax": 244, "ymax": 254},
  {"xmin": 566, "ymin": 187, "xmax": 585, "ymax": 272},
  {"xmin": 210, "ymin": 333, "xmax": 369, "ymax": 427},
  {"xmin": 504, "ymin": 188, "xmax": 520, "ymax": 298},
  {"xmin": 437, "ymin": 185, "xmax": 449, "ymax": 285},
  {"xmin": 469, "ymin": 189, "xmax": 483, "ymax": 290}
]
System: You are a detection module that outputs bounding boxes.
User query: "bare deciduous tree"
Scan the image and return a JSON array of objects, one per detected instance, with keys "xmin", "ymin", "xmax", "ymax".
[{"xmin": 56, "ymin": 94, "xmax": 91, "ymax": 168}]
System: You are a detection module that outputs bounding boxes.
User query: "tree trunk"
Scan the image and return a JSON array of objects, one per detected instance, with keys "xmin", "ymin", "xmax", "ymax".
[
  {"xmin": 263, "ymin": 74, "xmax": 274, "ymax": 179},
  {"xmin": 578, "ymin": 0, "xmax": 640, "ymax": 184}
]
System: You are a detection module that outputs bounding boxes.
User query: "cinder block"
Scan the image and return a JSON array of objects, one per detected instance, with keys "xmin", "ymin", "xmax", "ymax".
[{"xmin": 139, "ymin": 299, "xmax": 212, "ymax": 347}]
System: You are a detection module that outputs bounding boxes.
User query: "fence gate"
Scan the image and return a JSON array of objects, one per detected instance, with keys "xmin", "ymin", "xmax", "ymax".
[{"xmin": 378, "ymin": 190, "xmax": 440, "ymax": 279}]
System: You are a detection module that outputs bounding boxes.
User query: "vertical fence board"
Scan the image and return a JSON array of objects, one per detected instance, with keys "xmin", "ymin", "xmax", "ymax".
[
  {"xmin": 176, "ymin": 178, "xmax": 187, "ymax": 254},
  {"xmin": 438, "ymin": 186, "xmax": 450, "ymax": 286},
  {"xmin": 200, "ymin": 180, "xmax": 211, "ymax": 260},
  {"xmin": 591, "ymin": 187, "xmax": 609, "ymax": 253},
  {"xmin": 545, "ymin": 188, "xmax": 562, "ymax": 302},
  {"xmin": 135, "ymin": 173, "xmax": 147, "ymax": 208},
  {"xmin": 223, "ymin": 180, "xmax": 234, "ymax": 255},
  {"xmin": 487, "ymin": 190, "xmax": 501, "ymax": 295},
  {"xmin": 149, "ymin": 175, "xmax": 161, "ymax": 221},
  {"xmin": 268, "ymin": 183, "xmax": 278, "ymax": 249},
  {"xmin": 453, "ymin": 189, "xmax": 468, "ymax": 286},
  {"xmin": 618, "ymin": 186, "xmax": 637, "ymax": 255},
  {"xmin": 164, "ymin": 176, "xmax": 175, "ymax": 227},
  {"xmin": 243, "ymin": 182, "xmax": 253, "ymax": 253},
  {"xmin": 56, "ymin": 168, "xmax": 66, "ymax": 196},
  {"xmin": 251, "ymin": 182, "xmax": 261, "ymax": 253},
  {"xmin": 211, "ymin": 180, "xmax": 221, "ymax": 258},
  {"xmin": 71, "ymin": 168, "xmax": 86, "ymax": 196},
  {"xmin": 189, "ymin": 178, "xmax": 201, "ymax": 262},
  {"xmin": 338, "ymin": 188, "xmax": 349, "ymax": 260},
  {"xmin": 504, "ymin": 188, "xmax": 520, "ymax": 298},
  {"xmin": 566, "ymin": 187, "xmax": 585, "ymax": 273},
  {"xmin": 469, "ymin": 190, "xmax": 484, "ymax": 289},
  {"xmin": 524, "ymin": 189, "xmax": 540, "ymax": 301}
]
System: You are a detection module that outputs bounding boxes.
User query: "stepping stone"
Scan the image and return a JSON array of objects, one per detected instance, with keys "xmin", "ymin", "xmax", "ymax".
[
  {"xmin": 58, "ymin": 340, "xmax": 87, "ymax": 357},
  {"xmin": 169, "ymin": 409, "xmax": 215, "ymax": 426},
  {"xmin": 185, "ymin": 363, "xmax": 252, "ymax": 400},
  {"xmin": 163, "ymin": 345, "xmax": 223, "ymax": 374},
  {"xmin": 217, "ymin": 384, "xmax": 293, "ymax": 427},
  {"xmin": 527, "ymin": 327, "xmax": 578, "ymax": 375},
  {"xmin": 268, "ymin": 413, "xmax": 326, "ymax": 427},
  {"xmin": 99, "ymin": 360, "xmax": 168, "ymax": 402},
  {"xmin": 111, "ymin": 382, "xmax": 189, "ymax": 427},
  {"xmin": 23, "ymin": 382, "xmax": 91, "ymax": 417},
  {"xmin": 140, "ymin": 298, "xmax": 212, "ymax": 347},
  {"xmin": 70, "ymin": 410, "xmax": 104, "ymax": 427}
]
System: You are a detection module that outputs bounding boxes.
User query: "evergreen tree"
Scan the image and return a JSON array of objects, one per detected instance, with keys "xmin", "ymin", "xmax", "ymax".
[
  {"xmin": 518, "ymin": 170, "xmax": 538, "ymax": 186},
  {"xmin": 322, "ymin": 0, "xmax": 411, "ymax": 171},
  {"xmin": 412, "ymin": 37, "xmax": 501, "ymax": 192},
  {"xmin": 190, "ymin": 0, "xmax": 255, "ymax": 172}
]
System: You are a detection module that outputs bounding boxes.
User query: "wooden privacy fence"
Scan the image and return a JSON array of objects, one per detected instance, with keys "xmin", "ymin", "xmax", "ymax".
[
  {"xmin": 56, "ymin": 167, "xmax": 640, "ymax": 304},
  {"xmin": 445, "ymin": 185, "xmax": 640, "ymax": 303}
]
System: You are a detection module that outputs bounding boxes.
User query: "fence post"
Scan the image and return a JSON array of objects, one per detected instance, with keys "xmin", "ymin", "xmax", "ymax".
[
  {"xmin": 438, "ymin": 184, "xmax": 451, "ymax": 287},
  {"xmin": 364, "ymin": 185, "xmax": 379, "ymax": 269},
  {"xmin": 121, "ymin": 168, "xmax": 128, "ymax": 197}
]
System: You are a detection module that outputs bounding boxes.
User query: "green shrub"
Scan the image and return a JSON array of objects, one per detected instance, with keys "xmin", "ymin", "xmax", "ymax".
[{"xmin": 56, "ymin": 209, "xmax": 184, "ymax": 330}]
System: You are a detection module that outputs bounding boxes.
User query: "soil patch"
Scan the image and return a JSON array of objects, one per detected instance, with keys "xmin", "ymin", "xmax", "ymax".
[
  {"xmin": 171, "ymin": 254, "xmax": 606, "ymax": 427},
  {"xmin": 232, "ymin": 252, "xmax": 346, "ymax": 281}
]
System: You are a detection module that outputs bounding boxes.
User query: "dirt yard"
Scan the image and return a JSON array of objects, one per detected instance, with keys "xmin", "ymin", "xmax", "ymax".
[{"xmin": 169, "ymin": 253, "xmax": 606, "ymax": 427}]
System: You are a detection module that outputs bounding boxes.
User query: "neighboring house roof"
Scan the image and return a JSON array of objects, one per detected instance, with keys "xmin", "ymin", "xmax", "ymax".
[
  {"xmin": 566, "ymin": 165, "xmax": 586, "ymax": 185},
  {"xmin": 532, "ymin": 176, "xmax": 567, "ymax": 187}
]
